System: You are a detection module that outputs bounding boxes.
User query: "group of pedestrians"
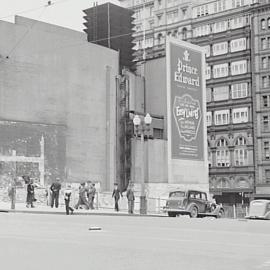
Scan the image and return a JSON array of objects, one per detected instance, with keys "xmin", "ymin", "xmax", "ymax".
[
  {"xmin": 74, "ymin": 182, "xmax": 96, "ymax": 210},
  {"xmin": 112, "ymin": 182, "xmax": 135, "ymax": 214},
  {"xmin": 8, "ymin": 175, "xmax": 137, "ymax": 215}
]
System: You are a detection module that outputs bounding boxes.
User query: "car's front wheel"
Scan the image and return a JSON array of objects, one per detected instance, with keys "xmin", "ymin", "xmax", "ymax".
[
  {"xmin": 190, "ymin": 206, "xmax": 198, "ymax": 218},
  {"xmin": 217, "ymin": 209, "xmax": 224, "ymax": 218},
  {"xmin": 168, "ymin": 212, "xmax": 177, "ymax": 217}
]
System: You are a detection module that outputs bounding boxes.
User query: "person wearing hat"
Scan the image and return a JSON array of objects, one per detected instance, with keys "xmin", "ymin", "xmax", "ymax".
[
  {"xmin": 64, "ymin": 185, "xmax": 74, "ymax": 215},
  {"xmin": 112, "ymin": 183, "xmax": 122, "ymax": 212},
  {"xmin": 50, "ymin": 177, "xmax": 61, "ymax": 208}
]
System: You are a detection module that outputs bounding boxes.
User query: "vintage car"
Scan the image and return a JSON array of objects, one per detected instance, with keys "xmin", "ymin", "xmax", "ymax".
[
  {"xmin": 245, "ymin": 200, "xmax": 270, "ymax": 220},
  {"xmin": 164, "ymin": 190, "xmax": 224, "ymax": 218}
]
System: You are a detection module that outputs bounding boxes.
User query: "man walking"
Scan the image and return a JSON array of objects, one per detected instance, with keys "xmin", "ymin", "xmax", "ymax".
[
  {"xmin": 64, "ymin": 185, "xmax": 74, "ymax": 215},
  {"xmin": 126, "ymin": 184, "xmax": 135, "ymax": 214},
  {"xmin": 50, "ymin": 178, "xmax": 61, "ymax": 208},
  {"xmin": 112, "ymin": 183, "xmax": 122, "ymax": 212},
  {"xmin": 26, "ymin": 178, "xmax": 35, "ymax": 208},
  {"xmin": 74, "ymin": 182, "xmax": 89, "ymax": 210}
]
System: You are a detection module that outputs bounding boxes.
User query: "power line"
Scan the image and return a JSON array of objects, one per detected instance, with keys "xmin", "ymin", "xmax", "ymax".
[
  {"xmin": 0, "ymin": 0, "xmax": 73, "ymax": 20},
  {"xmin": 7, "ymin": 7, "xmax": 48, "ymax": 57},
  {"xmin": 35, "ymin": 31, "xmax": 135, "ymax": 55}
]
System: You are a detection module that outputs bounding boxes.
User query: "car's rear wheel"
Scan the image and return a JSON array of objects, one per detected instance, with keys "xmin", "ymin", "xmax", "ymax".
[
  {"xmin": 217, "ymin": 209, "xmax": 224, "ymax": 218},
  {"xmin": 168, "ymin": 212, "xmax": 176, "ymax": 217},
  {"xmin": 190, "ymin": 206, "xmax": 198, "ymax": 218}
]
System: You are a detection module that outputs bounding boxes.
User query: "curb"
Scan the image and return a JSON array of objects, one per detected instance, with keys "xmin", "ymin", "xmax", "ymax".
[{"xmin": 0, "ymin": 208, "xmax": 167, "ymax": 218}]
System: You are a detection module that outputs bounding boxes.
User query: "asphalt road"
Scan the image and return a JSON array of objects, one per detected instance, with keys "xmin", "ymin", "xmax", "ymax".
[{"xmin": 0, "ymin": 213, "xmax": 269, "ymax": 270}]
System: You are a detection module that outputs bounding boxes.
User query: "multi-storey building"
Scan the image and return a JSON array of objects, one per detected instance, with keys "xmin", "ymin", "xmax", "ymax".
[
  {"xmin": 120, "ymin": 0, "xmax": 270, "ymax": 207},
  {"xmin": 251, "ymin": 0, "xmax": 270, "ymax": 198}
]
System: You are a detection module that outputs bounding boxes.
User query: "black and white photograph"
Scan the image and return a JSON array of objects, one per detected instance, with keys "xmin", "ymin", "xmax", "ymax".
[{"xmin": 0, "ymin": 0, "xmax": 270, "ymax": 269}]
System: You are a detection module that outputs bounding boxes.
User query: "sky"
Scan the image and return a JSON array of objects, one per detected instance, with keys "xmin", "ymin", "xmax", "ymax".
[{"xmin": 0, "ymin": 0, "xmax": 121, "ymax": 32}]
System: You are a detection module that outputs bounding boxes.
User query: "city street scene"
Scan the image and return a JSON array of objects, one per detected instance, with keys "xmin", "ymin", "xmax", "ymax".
[{"xmin": 1, "ymin": 0, "xmax": 270, "ymax": 269}]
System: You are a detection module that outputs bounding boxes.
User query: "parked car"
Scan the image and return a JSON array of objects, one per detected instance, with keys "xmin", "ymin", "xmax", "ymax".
[
  {"xmin": 164, "ymin": 190, "xmax": 224, "ymax": 218},
  {"xmin": 245, "ymin": 199, "xmax": 270, "ymax": 220}
]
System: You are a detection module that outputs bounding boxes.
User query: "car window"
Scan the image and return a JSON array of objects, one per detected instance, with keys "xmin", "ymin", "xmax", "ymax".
[
  {"xmin": 189, "ymin": 192, "xmax": 195, "ymax": 198},
  {"xmin": 201, "ymin": 193, "xmax": 207, "ymax": 201},
  {"xmin": 169, "ymin": 191, "xmax": 185, "ymax": 198},
  {"xmin": 195, "ymin": 193, "xmax": 200, "ymax": 199}
]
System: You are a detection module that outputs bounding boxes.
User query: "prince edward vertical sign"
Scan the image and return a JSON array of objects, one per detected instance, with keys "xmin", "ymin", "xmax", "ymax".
[{"xmin": 167, "ymin": 38, "xmax": 208, "ymax": 185}]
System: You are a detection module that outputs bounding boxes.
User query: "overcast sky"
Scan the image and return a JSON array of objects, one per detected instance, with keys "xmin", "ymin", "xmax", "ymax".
[{"xmin": 0, "ymin": 0, "xmax": 121, "ymax": 32}]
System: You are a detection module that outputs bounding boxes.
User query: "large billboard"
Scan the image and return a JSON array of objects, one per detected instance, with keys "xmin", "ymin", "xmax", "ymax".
[{"xmin": 167, "ymin": 39, "xmax": 206, "ymax": 161}]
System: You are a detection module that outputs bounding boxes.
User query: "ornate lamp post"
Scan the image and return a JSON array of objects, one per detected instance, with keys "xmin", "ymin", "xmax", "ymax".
[{"xmin": 133, "ymin": 113, "xmax": 152, "ymax": 214}]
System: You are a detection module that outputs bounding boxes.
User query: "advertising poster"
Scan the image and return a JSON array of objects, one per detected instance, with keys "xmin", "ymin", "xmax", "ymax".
[{"xmin": 167, "ymin": 39, "xmax": 205, "ymax": 161}]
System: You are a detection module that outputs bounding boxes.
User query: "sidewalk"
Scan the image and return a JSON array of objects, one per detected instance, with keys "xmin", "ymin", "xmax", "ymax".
[{"xmin": 0, "ymin": 202, "xmax": 167, "ymax": 217}]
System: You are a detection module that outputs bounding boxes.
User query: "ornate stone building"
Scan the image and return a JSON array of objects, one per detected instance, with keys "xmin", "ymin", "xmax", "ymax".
[{"xmin": 119, "ymin": 0, "xmax": 270, "ymax": 205}]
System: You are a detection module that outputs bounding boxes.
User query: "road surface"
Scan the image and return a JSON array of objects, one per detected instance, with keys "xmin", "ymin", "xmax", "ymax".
[{"xmin": 0, "ymin": 213, "xmax": 269, "ymax": 270}]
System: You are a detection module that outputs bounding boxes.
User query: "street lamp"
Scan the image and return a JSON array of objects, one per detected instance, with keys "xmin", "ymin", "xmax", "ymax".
[{"xmin": 133, "ymin": 113, "xmax": 152, "ymax": 215}]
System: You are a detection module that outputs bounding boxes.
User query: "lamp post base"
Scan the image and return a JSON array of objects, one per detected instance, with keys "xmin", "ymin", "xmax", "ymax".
[{"xmin": 140, "ymin": 195, "xmax": 147, "ymax": 215}]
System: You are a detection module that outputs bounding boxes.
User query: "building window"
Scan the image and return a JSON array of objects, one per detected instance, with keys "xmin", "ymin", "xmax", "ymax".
[
  {"xmin": 206, "ymin": 88, "xmax": 212, "ymax": 102},
  {"xmin": 263, "ymin": 115, "xmax": 269, "ymax": 131},
  {"xmin": 216, "ymin": 138, "xmax": 230, "ymax": 167},
  {"xmin": 212, "ymin": 42, "xmax": 228, "ymax": 56},
  {"xmin": 232, "ymin": 0, "xmax": 244, "ymax": 8},
  {"xmin": 157, "ymin": 14, "xmax": 162, "ymax": 26},
  {"xmin": 214, "ymin": 110, "xmax": 230, "ymax": 125},
  {"xmin": 263, "ymin": 95, "xmax": 270, "ymax": 107},
  {"xmin": 206, "ymin": 111, "xmax": 212, "ymax": 126},
  {"xmin": 232, "ymin": 83, "xmax": 248, "ymax": 99},
  {"xmin": 262, "ymin": 76, "xmax": 269, "ymax": 88},
  {"xmin": 167, "ymin": 10, "xmax": 178, "ymax": 24},
  {"xmin": 213, "ymin": 63, "xmax": 228, "ymax": 78},
  {"xmin": 213, "ymin": 86, "xmax": 229, "ymax": 101},
  {"xmin": 230, "ymin": 16, "xmax": 245, "ymax": 29},
  {"xmin": 231, "ymin": 60, "xmax": 247, "ymax": 75},
  {"xmin": 262, "ymin": 57, "xmax": 268, "ymax": 69},
  {"xmin": 230, "ymin": 38, "xmax": 246, "ymax": 52},
  {"xmin": 182, "ymin": 8, "xmax": 187, "ymax": 19},
  {"xmin": 203, "ymin": 45, "xmax": 211, "ymax": 57},
  {"xmin": 208, "ymin": 150, "xmax": 212, "ymax": 167},
  {"xmin": 261, "ymin": 38, "xmax": 267, "ymax": 50},
  {"xmin": 264, "ymin": 141, "xmax": 270, "ymax": 160},
  {"xmin": 153, "ymin": 128, "xmax": 163, "ymax": 139},
  {"xmin": 261, "ymin": 19, "xmax": 266, "ymax": 30},
  {"xmin": 213, "ymin": 20, "xmax": 227, "ymax": 33},
  {"xmin": 232, "ymin": 107, "xmax": 248, "ymax": 124},
  {"xmin": 205, "ymin": 65, "xmax": 211, "ymax": 80},
  {"xmin": 182, "ymin": 27, "xmax": 187, "ymax": 40},
  {"xmin": 265, "ymin": 169, "xmax": 270, "ymax": 181},
  {"xmin": 234, "ymin": 137, "xmax": 247, "ymax": 166},
  {"xmin": 157, "ymin": 33, "xmax": 163, "ymax": 45}
]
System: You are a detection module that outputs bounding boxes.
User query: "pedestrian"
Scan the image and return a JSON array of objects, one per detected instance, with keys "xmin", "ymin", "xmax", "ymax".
[
  {"xmin": 26, "ymin": 178, "xmax": 35, "ymax": 208},
  {"xmin": 8, "ymin": 178, "xmax": 17, "ymax": 210},
  {"xmin": 64, "ymin": 185, "xmax": 74, "ymax": 215},
  {"xmin": 50, "ymin": 177, "xmax": 61, "ymax": 208},
  {"xmin": 74, "ymin": 182, "xmax": 89, "ymax": 210},
  {"xmin": 126, "ymin": 184, "xmax": 135, "ymax": 214},
  {"xmin": 88, "ymin": 183, "xmax": 96, "ymax": 210},
  {"xmin": 112, "ymin": 183, "xmax": 122, "ymax": 212}
]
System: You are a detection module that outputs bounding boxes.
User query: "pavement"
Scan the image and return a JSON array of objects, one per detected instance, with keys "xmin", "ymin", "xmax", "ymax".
[
  {"xmin": 0, "ymin": 213, "xmax": 269, "ymax": 270},
  {"xmin": 0, "ymin": 201, "xmax": 167, "ymax": 217}
]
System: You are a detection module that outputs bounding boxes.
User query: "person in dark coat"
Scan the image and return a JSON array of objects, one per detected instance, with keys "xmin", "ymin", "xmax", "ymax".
[
  {"xmin": 74, "ymin": 183, "xmax": 89, "ymax": 210},
  {"xmin": 112, "ymin": 183, "xmax": 122, "ymax": 212},
  {"xmin": 50, "ymin": 178, "xmax": 61, "ymax": 208},
  {"xmin": 126, "ymin": 184, "xmax": 135, "ymax": 214},
  {"xmin": 88, "ymin": 183, "xmax": 96, "ymax": 210},
  {"xmin": 64, "ymin": 185, "xmax": 74, "ymax": 215},
  {"xmin": 26, "ymin": 178, "xmax": 35, "ymax": 208}
]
